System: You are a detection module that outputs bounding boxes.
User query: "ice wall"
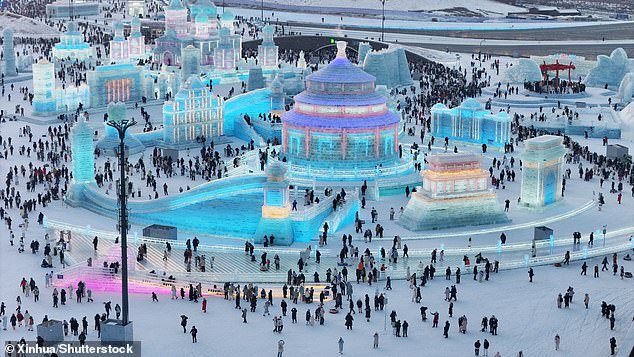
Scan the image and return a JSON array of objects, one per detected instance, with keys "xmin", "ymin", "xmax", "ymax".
[
  {"xmin": 358, "ymin": 42, "xmax": 371, "ymax": 65},
  {"xmin": 247, "ymin": 67, "xmax": 265, "ymax": 91},
  {"xmin": 584, "ymin": 48, "xmax": 634, "ymax": 88},
  {"xmin": 3, "ymin": 27, "xmax": 17, "ymax": 76},
  {"xmin": 362, "ymin": 47, "xmax": 412, "ymax": 88},
  {"xmin": 503, "ymin": 58, "xmax": 542, "ymax": 83},
  {"xmin": 618, "ymin": 72, "xmax": 634, "ymax": 104}
]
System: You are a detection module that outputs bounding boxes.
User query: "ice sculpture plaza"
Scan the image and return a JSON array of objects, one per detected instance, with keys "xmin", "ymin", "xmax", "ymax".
[{"xmin": 2, "ymin": 1, "xmax": 634, "ymax": 356}]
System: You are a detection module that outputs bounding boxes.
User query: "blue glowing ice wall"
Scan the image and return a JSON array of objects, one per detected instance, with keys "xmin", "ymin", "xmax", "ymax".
[
  {"xmin": 269, "ymin": 74, "xmax": 285, "ymax": 112},
  {"xmin": 247, "ymin": 67, "xmax": 265, "ymax": 91},
  {"xmin": 361, "ymin": 47, "xmax": 413, "ymax": 88},
  {"xmin": 520, "ymin": 135, "xmax": 566, "ymax": 208},
  {"xmin": 3, "ymin": 27, "xmax": 17, "ymax": 77},
  {"xmin": 430, "ymin": 98, "xmax": 511, "ymax": 147},
  {"xmin": 255, "ymin": 162, "xmax": 294, "ymax": 245}
]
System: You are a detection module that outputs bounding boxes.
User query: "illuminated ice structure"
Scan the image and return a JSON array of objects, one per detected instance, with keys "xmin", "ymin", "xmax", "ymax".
[
  {"xmin": 162, "ymin": 75, "xmax": 224, "ymax": 147},
  {"xmin": 281, "ymin": 41, "xmax": 409, "ymax": 180},
  {"xmin": 96, "ymin": 102, "xmax": 145, "ymax": 156},
  {"xmin": 359, "ymin": 43, "xmax": 413, "ymax": 88},
  {"xmin": 247, "ymin": 67, "xmax": 265, "ymax": 91},
  {"xmin": 269, "ymin": 74, "xmax": 285, "ymax": 115},
  {"xmin": 399, "ymin": 153, "xmax": 509, "ymax": 230},
  {"xmin": 2, "ymin": 27, "xmax": 17, "ymax": 77},
  {"xmin": 52, "ymin": 22, "xmax": 93, "ymax": 61},
  {"xmin": 66, "ymin": 119, "xmax": 96, "ymax": 205},
  {"xmin": 32, "ymin": 59, "xmax": 90, "ymax": 116},
  {"xmin": 86, "ymin": 63, "xmax": 147, "ymax": 107},
  {"xmin": 503, "ymin": 58, "xmax": 543, "ymax": 83},
  {"xmin": 181, "ymin": 45, "xmax": 202, "ymax": 80},
  {"xmin": 430, "ymin": 98, "xmax": 511, "ymax": 148},
  {"xmin": 257, "ymin": 25, "xmax": 278, "ymax": 69},
  {"xmin": 109, "ymin": 19, "xmax": 146, "ymax": 63},
  {"xmin": 213, "ymin": 27, "xmax": 240, "ymax": 71},
  {"xmin": 519, "ymin": 135, "xmax": 566, "ymax": 208},
  {"xmin": 254, "ymin": 162, "xmax": 294, "ymax": 245},
  {"xmin": 153, "ymin": 0, "xmax": 241, "ymax": 68}
]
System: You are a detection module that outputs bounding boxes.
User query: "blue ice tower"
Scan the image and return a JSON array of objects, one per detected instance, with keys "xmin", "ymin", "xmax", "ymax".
[
  {"xmin": 257, "ymin": 25, "xmax": 278, "ymax": 69},
  {"xmin": 254, "ymin": 162, "xmax": 294, "ymax": 246},
  {"xmin": 269, "ymin": 74, "xmax": 285, "ymax": 113},
  {"xmin": 96, "ymin": 102, "xmax": 145, "ymax": 156},
  {"xmin": 32, "ymin": 59, "xmax": 57, "ymax": 115},
  {"xmin": 66, "ymin": 119, "xmax": 96, "ymax": 205},
  {"xmin": 3, "ymin": 27, "xmax": 17, "ymax": 77}
]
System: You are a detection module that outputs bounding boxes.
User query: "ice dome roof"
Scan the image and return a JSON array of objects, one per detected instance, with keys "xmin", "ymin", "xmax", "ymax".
[
  {"xmin": 221, "ymin": 10, "xmax": 234, "ymax": 20},
  {"xmin": 219, "ymin": 27, "xmax": 230, "ymax": 36},
  {"xmin": 195, "ymin": 12, "xmax": 208, "ymax": 22},
  {"xmin": 168, "ymin": 0, "xmax": 185, "ymax": 10},
  {"xmin": 307, "ymin": 43, "xmax": 375, "ymax": 85},
  {"xmin": 262, "ymin": 25, "xmax": 274, "ymax": 34},
  {"xmin": 266, "ymin": 161, "xmax": 287, "ymax": 178},
  {"xmin": 66, "ymin": 22, "xmax": 78, "ymax": 33},
  {"xmin": 114, "ymin": 21, "xmax": 124, "ymax": 30},
  {"xmin": 131, "ymin": 17, "xmax": 141, "ymax": 27}
]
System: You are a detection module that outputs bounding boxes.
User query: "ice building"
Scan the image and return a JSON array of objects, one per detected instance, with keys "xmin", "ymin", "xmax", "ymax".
[
  {"xmin": 181, "ymin": 45, "xmax": 202, "ymax": 80},
  {"xmin": 162, "ymin": 75, "xmax": 224, "ymax": 147},
  {"xmin": 361, "ymin": 46, "xmax": 413, "ymax": 88},
  {"xmin": 503, "ymin": 58, "xmax": 542, "ymax": 83},
  {"xmin": 96, "ymin": 102, "xmax": 145, "ymax": 156},
  {"xmin": 86, "ymin": 63, "xmax": 146, "ymax": 107},
  {"xmin": 281, "ymin": 41, "xmax": 406, "ymax": 180},
  {"xmin": 109, "ymin": 19, "xmax": 146, "ymax": 63},
  {"xmin": 127, "ymin": 0, "xmax": 145, "ymax": 17},
  {"xmin": 153, "ymin": 0, "xmax": 240, "ymax": 68},
  {"xmin": 257, "ymin": 25, "xmax": 278, "ymax": 69},
  {"xmin": 32, "ymin": 59, "xmax": 90, "ymax": 116},
  {"xmin": 430, "ymin": 98, "xmax": 511, "ymax": 147},
  {"xmin": 254, "ymin": 162, "xmax": 294, "ymax": 245},
  {"xmin": 2, "ymin": 27, "xmax": 17, "ymax": 77},
  {"xmin": 584, "ymin": 48, "xmax": 634, "ymax": 88},
  {"xmin": 399, "ymin": 153, "xmax": 509, "ymax": 230},
  {"xmin": 213, "ymin": 27, "xmax": 240, "ymax": 71},
  {"xmin": 52, "ymin": 22, "xmax": 93, "ymax": 61},
  {"xmin": 520, "ymin": 135, "xmax": 566, "ymax": 208},
  {"xmin": 248, "ymin": 67, "xmax": 265, "ymax": 91}
]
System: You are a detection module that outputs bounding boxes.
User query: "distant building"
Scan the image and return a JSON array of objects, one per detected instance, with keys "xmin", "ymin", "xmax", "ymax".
[
  {"xmin": 52, "ymin": 22, "xmax": 93, "ymax": 61},
  {"xmin": 46, "ymin": 0, "xmax": 99, "ymax": 17}
]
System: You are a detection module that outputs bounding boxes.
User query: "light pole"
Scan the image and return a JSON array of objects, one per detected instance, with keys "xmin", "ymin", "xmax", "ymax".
[
  {"xmin": 107, "ymin": 117, "xmax": 136, "ymax": 327},
  {"xmin": 261, "ymin": 0, "xmax": 264, "ymax": 23},
  {"xmin": 380, "ymin": 0, "xmax": 386, "ymax": 42}
]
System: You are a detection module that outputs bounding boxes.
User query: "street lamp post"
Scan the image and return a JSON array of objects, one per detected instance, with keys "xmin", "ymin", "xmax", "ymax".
[
  {"xmin": 261, "ymin": 0, "xmax": 264, "ymax": 23},
  {"xmin": 380, "ymin": 0, "xmax": 386, "ymax": 42},
  {"xmin": 107, "ymin": 118, "xmax": 137, "ymax": 326}
]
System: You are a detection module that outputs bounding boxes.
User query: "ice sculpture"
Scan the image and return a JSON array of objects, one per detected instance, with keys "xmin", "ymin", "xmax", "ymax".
[
  {"xmin": 52, "ymin": 22, "xmax": 93, "ymax": 61},
  {"xmin": 32, "ymin": 59, "xmax": 57, "ymax": 115},
  {"xmin": 520, "ymin": 135, "xmax": 566, "ymax": 208},
  {"xmin": 258, "ymin": 25, "xmax": 278, "ymax": 69},
  {"xmin": 361, "ymin": 46, "xmax": 413, "ymax": 88},
  {"xmin": 398, "ymin": 153, "xmax": 509, "ymax": 231},
  {"xmin": 584, "ymin": 48, "xmax": 634, "ymax": 88},
  {"xmin": 2, "ymin": 27, "xmax": 17, "ymax": 76},
  {"xmin": 430, "ymin": 98, "xmax": 511, "ymax": 147},
  {"xmin": 254, "ymin": 162, "xmax": 294, "ymax": 245},
  {"xmin": 297, "ymin": 50, "xmax": 307, "ymax": 69},
  {"xmin": 247, "ymin": 67, "xmax": 265, "ymax": 91},
  {"xmin": 181, "ymin": 45, "xmax": 201, "ymax": 80},
  {"xmin": 109, "ymin": 22, "xmax": 129, "ymax": 62},
  {"xmin": 357, "ymin": 42, "xmax": 371, "ymax": 65},
  {"xmin": 214, "ymin": 28, "xmax": 238, "ymax": 71},
  {"xmin": 220, "ymin": 10, "xmax": 235, "ymax": 31},
  {"xmin": 96, "ymin": 102, "xmax": 145, "ymax": 156},
  {"xmin": 66, "ymin": 119, "xmax": 96, "ymax": 205},
  {"xmin": 618, "ymin": 73, "xmax": 634, "ymax": 104},
  {"xmin": 281, "ymin": 41, "xmax": 403, "ymax": 178},
  {"xmin": 164, "ymin": 0, "xmax": 188, "ymax": 38},
  {"xmin": 163, "ymin": 75, "xmax": 224, "ymax": 147},
  {"xmin": 269, "ymin": 74, "xmax": 285, "ymax": 115},
  {"xmin": 503, "ymin": 58, "xmax": 542, "ymax": 83},
  {"xmin": 86, "ymin": 63, "xmax": 145, "ymax": 107}
]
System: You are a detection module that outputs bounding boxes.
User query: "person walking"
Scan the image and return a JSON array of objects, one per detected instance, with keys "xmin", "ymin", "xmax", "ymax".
[
  {"xmin": 475, "ymin": 339, "xmax": 481, "ymax": 356},
  {"xmin": 277, "ymin": 339, "xmax": 285, "ymax": 357},
  {"xmin": 584, "ymin": 293, "xmax": 589, "ymax": 309},
  {"xmin": 610, "ymin": 337, "xmax": 617, "ymax": 355},
  {"xmin": 528, "ymin": 267, "xmax": 534, "ymax": 282},
  {"xmin": 483, "ymin": 339, "xmax": 490, "ymax": 356},
  {"xmin": 190, "ymin": 326, "xmax": 197, "ymax": 343},
  {"xmin": 555, "ymin": 334, "xmax": 560, "ymax": 351},
  {"xmin": 373, "ymin": 332, "xmax": 379, "ymax": 348},
  {"xmin": 180, "ymin": 315, "xmax": 188, "ymax": 333},
  {"xmin": 338, "ymin": 337, "xmax": 344, "ymax": 354}
]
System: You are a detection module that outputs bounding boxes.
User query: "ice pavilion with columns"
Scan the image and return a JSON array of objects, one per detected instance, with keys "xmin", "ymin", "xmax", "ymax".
[
  {"xmin": 430, "ymin": 98, "xmax": 511, "ymax": 148},
  {"xmin": 109, "ymin": 18, "xmax": 146, "ymax": 63},
  {"xmin": 520, "ymin": 135, "xmax": 566, "ymax": 209},
  {"xmin": 281, "ymin": 41, "xmax": 412, "ymax": 182},
  {"xmin": 52, "ymin": 22, "xmax": 94, "ymax": 61}
]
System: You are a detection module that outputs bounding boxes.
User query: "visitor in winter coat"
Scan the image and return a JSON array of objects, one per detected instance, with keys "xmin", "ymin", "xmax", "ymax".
[
  {"xmin": 373, "ymin": 332, "xmax": 379, "ymax": 348},
  {"xmin": 555, "ymin": 334, "xmax": 560, "ymax": 350},
  {"xmin": 338, "ymin": 337, "xmax": 344, "ymax": 354},
  {"xmin": 277, "ymin": 340, "xmax": 284, "ymax": 357}
]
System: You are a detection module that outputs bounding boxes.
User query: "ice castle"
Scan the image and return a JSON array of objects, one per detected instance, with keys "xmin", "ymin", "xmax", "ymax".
[
  {"xmin": 281, "ymin": 41, "xmax": 409, "ymax": 181},
  {"xmin": 430, "ymin": 98, "xmax": 511, "ymax": 148},
  {"xmin": 399, "ymin": 153, "xmax": 509, "ymax": 230},
  {"xmin": 109, "ymin": 18, "xmax": 146, "ymax": 63}
]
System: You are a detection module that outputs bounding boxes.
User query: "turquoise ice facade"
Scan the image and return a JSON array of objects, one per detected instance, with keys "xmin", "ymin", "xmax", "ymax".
[
  {"xmin": 254, "ymin": 162, "xmax": 294, "ymax": 245},
  {"xmin": 52, "ymin": 22, "xmax": 93, "ymax": 61},
  {"xmin": 361, "ymin": 45, "xmax": 413, "ymax": 88},
  {"xmin": 430, "ymin": 98, "xmax": 511, "ymax": 147},
  {"xmin": 520, "ymin": 135, "xmax": 566, "ymax": 208}
]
